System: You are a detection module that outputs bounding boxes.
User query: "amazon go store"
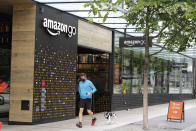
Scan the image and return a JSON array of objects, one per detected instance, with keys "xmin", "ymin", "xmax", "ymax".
[{"xmin": 0, "ymin": 0, "xmax": 113, "ymax": 124}]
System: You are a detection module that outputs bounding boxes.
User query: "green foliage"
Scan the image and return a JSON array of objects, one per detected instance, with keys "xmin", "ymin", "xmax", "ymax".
[{"xmin": 84, "ymin": 0, "xmax": 196, "ymax": 53}]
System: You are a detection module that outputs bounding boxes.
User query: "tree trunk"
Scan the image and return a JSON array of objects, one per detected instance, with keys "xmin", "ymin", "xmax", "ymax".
[
  {"xmin": 143, "ymin": 7, "xmax": 150, "ymax": 130},
  {"xmin": 143, "ymin": 36, "xmax": 150, "ymax": 129}
]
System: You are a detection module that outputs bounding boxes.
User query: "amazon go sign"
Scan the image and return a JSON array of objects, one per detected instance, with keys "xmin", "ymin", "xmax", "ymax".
[{"xmin": 42, "ymin": 18, "xmax": 77, "ymax": 37}]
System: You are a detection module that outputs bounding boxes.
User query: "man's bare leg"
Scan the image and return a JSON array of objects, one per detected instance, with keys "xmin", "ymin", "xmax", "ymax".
[
  {"xmin": 87, "ymin": 109, "xmax": 95, "ymax": 119},
  {"xmin": 87, "ymin": 109, "xmax": 96, "ymax": 126},
  {"xmin": 79, "ymin": 108, "xmax": 84, "ymax": 122},
  {"xmin": 76, "ymin": 108, "xmax": 84, "ymax": 128}
]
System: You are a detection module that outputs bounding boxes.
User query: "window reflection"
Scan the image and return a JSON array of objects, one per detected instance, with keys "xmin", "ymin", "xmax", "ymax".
[{"xmin": 114, "ymin": 31, "xmax": 193, "ymax": 95}]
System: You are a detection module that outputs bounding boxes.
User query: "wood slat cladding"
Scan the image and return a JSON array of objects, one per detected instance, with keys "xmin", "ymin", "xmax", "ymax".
[
  {"xmin": 9, "ymin": 3, "xmax": 36, "ymax": 123},
  {"xmin": 78, "ymin": 20, "xmax": 112, "ymax": 52}
]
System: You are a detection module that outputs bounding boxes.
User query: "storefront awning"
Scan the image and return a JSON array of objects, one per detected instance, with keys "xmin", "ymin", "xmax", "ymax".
[{"xmin": 31, "ymin": 0, "xmax": 196, "ymax": 59}]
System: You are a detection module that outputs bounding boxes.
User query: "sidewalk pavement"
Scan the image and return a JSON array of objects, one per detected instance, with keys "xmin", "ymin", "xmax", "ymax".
[
  {"xmin": 2, "ymin": 99, "xmax": 196, "ymax": 131},
  {"xmin": 110, "ymin": 104, "xmax": 196, "ymax": 131},
  {"xmin": 182, "ymin": 124, "xmax": 196, "ymax": 131}
]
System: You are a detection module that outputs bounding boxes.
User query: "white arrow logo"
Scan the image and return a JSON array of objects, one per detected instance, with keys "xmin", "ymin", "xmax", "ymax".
[{"xmin": 47, "ymin": 28, "xmax": 60, "ymax": 36}]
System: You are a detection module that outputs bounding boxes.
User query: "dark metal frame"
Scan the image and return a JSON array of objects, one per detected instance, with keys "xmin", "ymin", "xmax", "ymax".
[
  {"xmin": 108, "ymin": 31, "xmax": 115, "ymax": 111},
  {"xmin": 191, "ymin": 59, "xmax": 196, "ymax": 99}
]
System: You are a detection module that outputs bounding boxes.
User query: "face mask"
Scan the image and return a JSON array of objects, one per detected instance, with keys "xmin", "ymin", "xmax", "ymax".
[{"xmin": 81, "ymin": 79, "xmax": 85, "ymax": 82}]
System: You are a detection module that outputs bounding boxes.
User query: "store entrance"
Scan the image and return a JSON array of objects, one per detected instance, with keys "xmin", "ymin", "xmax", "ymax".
[
  {"xmin": 76, "ymin": 46, "xmax": 111, "ymax": 115},
  {"xmin": 0, "ymin": 13, "xmax": 12, "ymax": 122}
]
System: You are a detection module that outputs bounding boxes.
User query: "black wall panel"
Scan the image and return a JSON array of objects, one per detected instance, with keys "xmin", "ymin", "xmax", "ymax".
[
  {"xmin": 112, "ymin": 94, "xmax": 194, "ymax": 111},
  {"xmin": 33, "ymin": 4, "xmax": 78, "ymax": 122}
]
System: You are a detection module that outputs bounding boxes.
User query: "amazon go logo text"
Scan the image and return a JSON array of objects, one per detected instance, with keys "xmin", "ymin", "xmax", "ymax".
[{"xmin": 42, "ymin": 18, "xmax": 77, "ymax": 37}]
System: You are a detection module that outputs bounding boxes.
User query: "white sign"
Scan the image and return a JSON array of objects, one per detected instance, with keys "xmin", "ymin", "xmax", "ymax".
[
  {"xmin": 124, "ymin": 40, "xmax": 145, "ymax": 47},
  {"xmin": 42, "ymin": 18, "xmax": 77, "ymax": 37}
]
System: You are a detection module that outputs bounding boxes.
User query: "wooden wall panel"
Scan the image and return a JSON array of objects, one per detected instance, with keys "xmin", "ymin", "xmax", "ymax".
[
  {"xmin": 9, "ymin": 3, "xmax": 36, "ymax": 123},
  {"xmin": 78, "ymin": 20, "xmax": 112, "ymax": 52}
]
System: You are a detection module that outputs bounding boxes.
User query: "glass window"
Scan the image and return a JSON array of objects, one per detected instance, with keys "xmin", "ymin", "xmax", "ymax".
[{"xmin": 113, "ymin": 31, "xmax": 193, "ymax": 95}]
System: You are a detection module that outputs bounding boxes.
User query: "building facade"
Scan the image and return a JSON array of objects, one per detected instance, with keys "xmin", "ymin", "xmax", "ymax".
[
  {"xmin": 0, "ymin": 0, "xmax": 195, "ymax": 124},
  {"xmin": 111, "ymin": 31, "xmax": 194, "ymax": 111}
]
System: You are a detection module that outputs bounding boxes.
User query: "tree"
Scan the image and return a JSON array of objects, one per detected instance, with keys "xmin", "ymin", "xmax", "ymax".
[{"xmin": 84, "ymin": 0, "xmax": 196, "ymax": 129}]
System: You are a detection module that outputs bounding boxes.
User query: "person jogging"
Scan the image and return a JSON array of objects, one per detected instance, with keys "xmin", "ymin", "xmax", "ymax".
[{"xmin": 76, "ymin": 73, "xmax": 97, "ymax": 128}]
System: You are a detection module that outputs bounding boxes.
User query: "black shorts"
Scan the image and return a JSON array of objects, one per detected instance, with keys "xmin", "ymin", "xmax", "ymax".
[{"xmin": 79, "ymin": 98, "xmax": 92, "ymax": 109}]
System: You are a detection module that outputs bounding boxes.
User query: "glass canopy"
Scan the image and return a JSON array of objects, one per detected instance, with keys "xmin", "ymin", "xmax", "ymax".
[
  {"xmin": 32, "ymin": 0, "xmax": 196, "ymax": 59},
  {"xmin": 32, "ymin": 0, "xmax": 149, "ymax": 36}
]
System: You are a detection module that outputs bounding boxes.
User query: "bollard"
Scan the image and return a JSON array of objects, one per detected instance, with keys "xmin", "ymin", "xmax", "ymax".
[{"xmin": 0, "ymin": 122, "xmax": 2, "ymax": 131}]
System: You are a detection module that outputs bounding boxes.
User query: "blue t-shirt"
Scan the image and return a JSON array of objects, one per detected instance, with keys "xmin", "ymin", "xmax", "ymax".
[{"xmin": 78, "ymin": 80, "xmax": 96, "ymax": 99}]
